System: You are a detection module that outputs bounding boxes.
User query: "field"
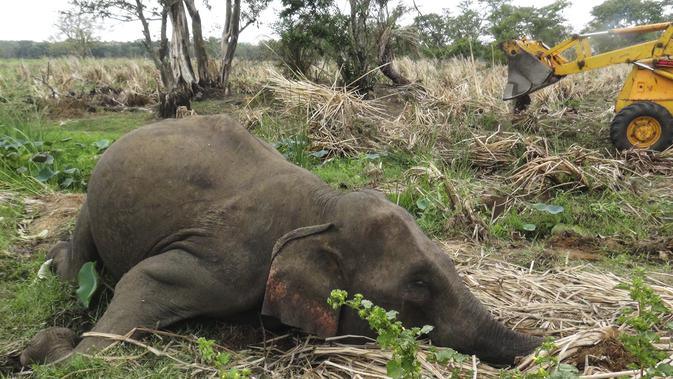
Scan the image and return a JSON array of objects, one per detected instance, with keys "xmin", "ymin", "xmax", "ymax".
[{"xmin": 1, "ymin": 57, "xmax": 672, "ymax": 378}]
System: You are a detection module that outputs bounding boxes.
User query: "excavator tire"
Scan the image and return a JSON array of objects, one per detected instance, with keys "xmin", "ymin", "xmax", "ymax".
[{"xmin": 610, "ymin": 102, "xmax": 673, "ymax": 151}]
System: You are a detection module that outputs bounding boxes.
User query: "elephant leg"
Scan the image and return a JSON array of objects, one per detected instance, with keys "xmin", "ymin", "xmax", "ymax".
[
  {"xmin": 22, "ymin": 249, "xmax": 238, "ymax": 365},
  {"xmin": 49, "ymin": 202, "xmax": 99, "ymax": 282}
]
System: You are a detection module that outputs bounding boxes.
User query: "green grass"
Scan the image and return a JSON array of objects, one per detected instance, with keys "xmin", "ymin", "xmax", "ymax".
[
  {"xmin": 1, "ymin": 111, "xmax": 151, "ymax": 193},
  {"xmin": 492, "ymin": 190, "xmax": 673, "ymax": 242}
]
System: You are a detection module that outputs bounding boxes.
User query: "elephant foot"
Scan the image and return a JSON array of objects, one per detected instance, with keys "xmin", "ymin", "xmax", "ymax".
[
  {"xmin": 47, "ymin": 241, "xmax": 77, "ymax": 281},
  {"xmin": 20, "ymin": 327, "xmax": 78, "ymax": 366}
]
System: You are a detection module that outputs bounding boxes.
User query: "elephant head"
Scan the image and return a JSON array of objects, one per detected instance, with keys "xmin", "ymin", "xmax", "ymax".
[{"xmin": 262, "ymin": 190, "xmax": 541, "ymax": 365}]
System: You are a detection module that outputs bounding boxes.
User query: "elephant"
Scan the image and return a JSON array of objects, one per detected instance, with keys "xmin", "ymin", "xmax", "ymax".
[{"xmin": 20, "ymin": 115, "xmax": 541, "ymax": 367}]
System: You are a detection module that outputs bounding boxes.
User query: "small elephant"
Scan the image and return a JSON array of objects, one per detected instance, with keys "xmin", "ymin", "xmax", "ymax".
[{"xmin": 21, "ymin": 115, "xmax": 540, "ymax": 367}]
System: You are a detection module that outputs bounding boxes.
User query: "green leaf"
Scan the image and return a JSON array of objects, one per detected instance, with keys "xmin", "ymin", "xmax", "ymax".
[
  {"xmin": 60, "ymin": 137, "xmax": 72, "ymax": 142},
  {"xmin": 76, "ymin": 262, "xmax": 100, "ymax": 308},
  {"xmin": 386, "ymin": 360, "xmax": 403, "ymax": 379},
  {"xmin": 365, "ymin": 153, "xmax": 381, "ymax": 160},
  {"xmin": 31, "ymin": 153, "xmax": 54, "ymax": 164},
  {"xmin": 62, "ymin": 167, "xmax": 79, "ymax": 175},
  {"xmin": 430, "ymin": 349, "xmax": 453, "ymax": 364},
  {"xmin": 416, "ymin": 198, "xmax": 430, "ymax": 210},
  {"xmin": 533, "ymin": 203, "xmax": 564, "ymax": 214},
  {"xmin": 550, "ymin": 363, "xmax": 580, "ymax": 378},
  {"xmin": 93, "ymin": 139, "xmax": 111, "ymax": 151},
  {"xmin": 657, "ymin": 364, "xmax": 673, "ymax": 375},
  {"xmin": 522, "ymin": 223, "xmax": 537, "ymax": 231},
  {"xmin": 420, "ymin": 325, "xmax": 434, "ymax": 335},
  {"xmin": 310, "ymin": 149, "xmax": 328, "ymax": 158},
  {"xmin": 36, "ymin": 167, "xmax": 57, "ymax": 182},
  {"xmin": 60, "ymin": 177, "xmax": 74, "ymax": 188}
]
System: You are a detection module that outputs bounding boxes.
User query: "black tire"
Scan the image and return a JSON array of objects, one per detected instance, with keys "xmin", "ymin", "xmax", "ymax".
[{"xmin": 610, "ymin": 102, "xmax": 673, "ymax": 151}]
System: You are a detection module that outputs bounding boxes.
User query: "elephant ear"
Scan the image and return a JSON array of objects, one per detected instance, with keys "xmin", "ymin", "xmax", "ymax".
[{"xmin": 262, "ymin": 223, "xmax": 343, "ymax": 337}]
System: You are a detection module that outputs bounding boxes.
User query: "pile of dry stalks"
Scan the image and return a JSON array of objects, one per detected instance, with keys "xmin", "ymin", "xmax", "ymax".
[
  {"xmin": 66, "ymin": 246, "xmax": 672, "ymax": 378},
  {"xmin": 466, "ymin": 130, "xmax": 673, "ymax": 197},
  {"xmin": 509, "ymin": 145, "xmax": 626, "ymax": 196},
  {"xmin": 265, "ymin": 69, "xmax": 387, "ymax": 154}
]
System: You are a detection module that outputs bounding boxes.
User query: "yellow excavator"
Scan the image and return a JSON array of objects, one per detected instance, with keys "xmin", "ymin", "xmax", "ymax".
[{"xmin": 502, "ymin": 22, "xmax": 673, "ymax": 151}]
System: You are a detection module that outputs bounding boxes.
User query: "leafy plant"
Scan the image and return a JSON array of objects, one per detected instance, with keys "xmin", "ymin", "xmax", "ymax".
[
  {"xmin": 328, "ymin": 290, "xmax": 434, "ymax": 379},
  {"xmin": 497, "ymin": 338, "xmax": 579, "ymax": 379},
  {"xmin": 197, "ymin": 337, "xmax": 251, "ymax": 379},
  {"xmin": 272, "ymin": 134, "xmax": 316, "ymax": 168},
  {"xmin": 617, "ymin": 270, "xmax": 673, "ymax": 378},
  {"xmin": 427, "ymin": 347, "xmax": 470, "ymax": 378},
  {"xmin": 76, "ymin": 261, "xmax": 99, "ymax": 308},
  {"xmin": 0, "ymin": 133, "xmax": 90, "ymax": 190}
]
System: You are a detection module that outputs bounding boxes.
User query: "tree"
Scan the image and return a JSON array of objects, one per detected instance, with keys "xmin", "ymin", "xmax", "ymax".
[
  {"xmin": 587, "ymin": 0, "xmax": 667, "ymax": 29},
  {"xmin": 376, "ymin": 1, "xmax": 412, "ymax": 85},
  {"xmin": 483, "ymin": 0, "xmax": 571, "ymax": 45},
  {"xmin": 584, "ymin": 0, "xmax": 670, "ymax": 51},
  {"xmin": 72, "ymin": 0, "xmax": 172, "ymax": 87},
  {"xmin": 273, "ymin": 0, "xmax": 341, "ymax": 76},
  {"xmin": 275, "ymin": 0, "xmax": 411, "ymax": 91},
  {"xmin": 184, "ymin": 0, "xmax": 210, "ymax": 85},
  {"xmin": 161, "ymin": 0, "xmax": 199, "ymax": 117},
  {"xmin": 220, "ymin": 0, "xmax": 271, "ymax": 91},
  {"xmin": 54, "ymin": 11, "xmax": 99, "ymax": 57},
  {"xmin": 72, "ymin": 0, "xmax": 205, "ymax": 117},
  {"xmin": 413, "ymin": 13, "xmax": 450, "ymax": 57}
]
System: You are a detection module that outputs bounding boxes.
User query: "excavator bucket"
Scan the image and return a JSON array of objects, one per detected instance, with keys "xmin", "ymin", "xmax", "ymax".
[{"xmin": 502, "ymin": 44, "xmax": 560, "ymax": 100}]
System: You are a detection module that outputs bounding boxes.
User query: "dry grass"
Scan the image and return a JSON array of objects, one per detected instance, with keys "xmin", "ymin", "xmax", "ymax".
[{"xmin": 265, "ymin": 69, "xmax": 387, "ymax": 154}]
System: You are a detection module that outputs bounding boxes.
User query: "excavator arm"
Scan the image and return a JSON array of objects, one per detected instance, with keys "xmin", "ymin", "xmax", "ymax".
[{"xmin": 502, "ymin": 22, "xmax": 673, "ymax": 100}]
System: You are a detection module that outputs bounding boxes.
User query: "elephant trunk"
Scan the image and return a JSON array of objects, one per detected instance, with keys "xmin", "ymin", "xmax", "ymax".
[
  {"xmin": 464, "ymin": 298, "xmax": 541, "ymax": 365},
  {"xmin": 437, "ymin": 281, "xmax": 542, "ymax": 365}
]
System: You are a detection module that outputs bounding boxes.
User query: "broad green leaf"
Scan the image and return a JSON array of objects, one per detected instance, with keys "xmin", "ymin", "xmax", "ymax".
[
  {"xmin": 550, "ymin": 363, "xmax": 580, "ymax": 378},
  {"xmin": 385, "ymin": 310, "xmax": 399, "ymax": 320},
  {"xmin": 93, "ymin": 139, "xmax": 111, "ymax": 151},
  {"xmin": 420, "ymin": 325, "xmax": 434, "ymax": 335},
  {"xmin": 522, "ymin": 223, "xmax": 537, "ymax": 231},
  {"xmin": 60, "ymin": 177, "xmax": 74, "ymax": 188},
  {"xmin": 386, "ymin": 360, "xmax": 403, "ymax": 379},
  {"xmin": 36, "ymin": 167, "xmax": 57, "ymax": 182},
  {"xmin": 63, "ymin": 167, "xmax": 79, "ymax": 175},
  {"xmin": 533, "ymin": 203, "xmax": 564, "ymax": 214},
  {"xmin": 431, "ymin": 349, "xmax": 453, "ymax": 364},
  {"xmin": 31, "ymin": 153, "xmax": 54, "ymax": 164},
  {"xmin": 657, "ymin": 364, "xmax": 673, "ymax": 375},
  {"xmin": 60, "ymin": 137, "xmax": 72, "ymax": 142},
  {"xmin": 416, "ymin": 198, "xmax": 430, "ymax": 210},
  {"xmin": 310, "ymin": 149, "xmax": 328, "ymax": 158},
  {"xmin": 76, "ymin": 262, "xmax": 100, "ymax": 308}
]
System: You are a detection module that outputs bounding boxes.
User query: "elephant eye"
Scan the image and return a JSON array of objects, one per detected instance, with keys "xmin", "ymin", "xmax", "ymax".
[
  {"xmin": 406, "ymin": 280, "xmax": 431, "ymax": 302},
  {"xmin": 412, "ymin": 280, "xmax": 427, "ymax": 287}
]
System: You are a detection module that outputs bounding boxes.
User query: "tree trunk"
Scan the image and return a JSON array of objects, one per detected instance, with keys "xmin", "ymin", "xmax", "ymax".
[
  {"xmin": 219, "ymin": 0, "xmax": 242, "ymax": 93},
  {"xmin": 159, "ymin": 0, "xmax": 198, "ymax": 118},
  {"xmin": 345, "ymin": 0, "xmax": 374, "ymax": 93},
  {"xmin": 183, "ymin": 0, "xmax": 209, "ymax": 86},
  {"xmin": 377, "ymin": 26, "xmax": 410, "ymax": 86},
  {"xmin": 135, "ymin": 0, "xmax": 171, "ymax": 88}
]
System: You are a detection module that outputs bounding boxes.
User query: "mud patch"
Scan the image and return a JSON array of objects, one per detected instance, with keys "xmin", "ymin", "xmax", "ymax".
[
  {"xmin": 571, "ymin": 337, "xmax": 636, "ymax": 372},
  {"xmin": 548, "ymin": 232, "xmax": 602, "ymax": 261},
  {"xmin": 18, "ymin": 193, "xmax": 85, "ymax": 254}
]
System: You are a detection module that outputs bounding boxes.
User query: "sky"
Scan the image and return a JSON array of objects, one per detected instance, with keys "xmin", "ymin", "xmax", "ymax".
[{"xmin": 0, "ymin": 0, "xmax": 605, "ymax": 44}]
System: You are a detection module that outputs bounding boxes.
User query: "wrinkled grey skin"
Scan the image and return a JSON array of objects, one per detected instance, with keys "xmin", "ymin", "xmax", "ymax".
[{"xmin": 21, "ymin": 115, "xmax": 540, "ymax": 367}]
